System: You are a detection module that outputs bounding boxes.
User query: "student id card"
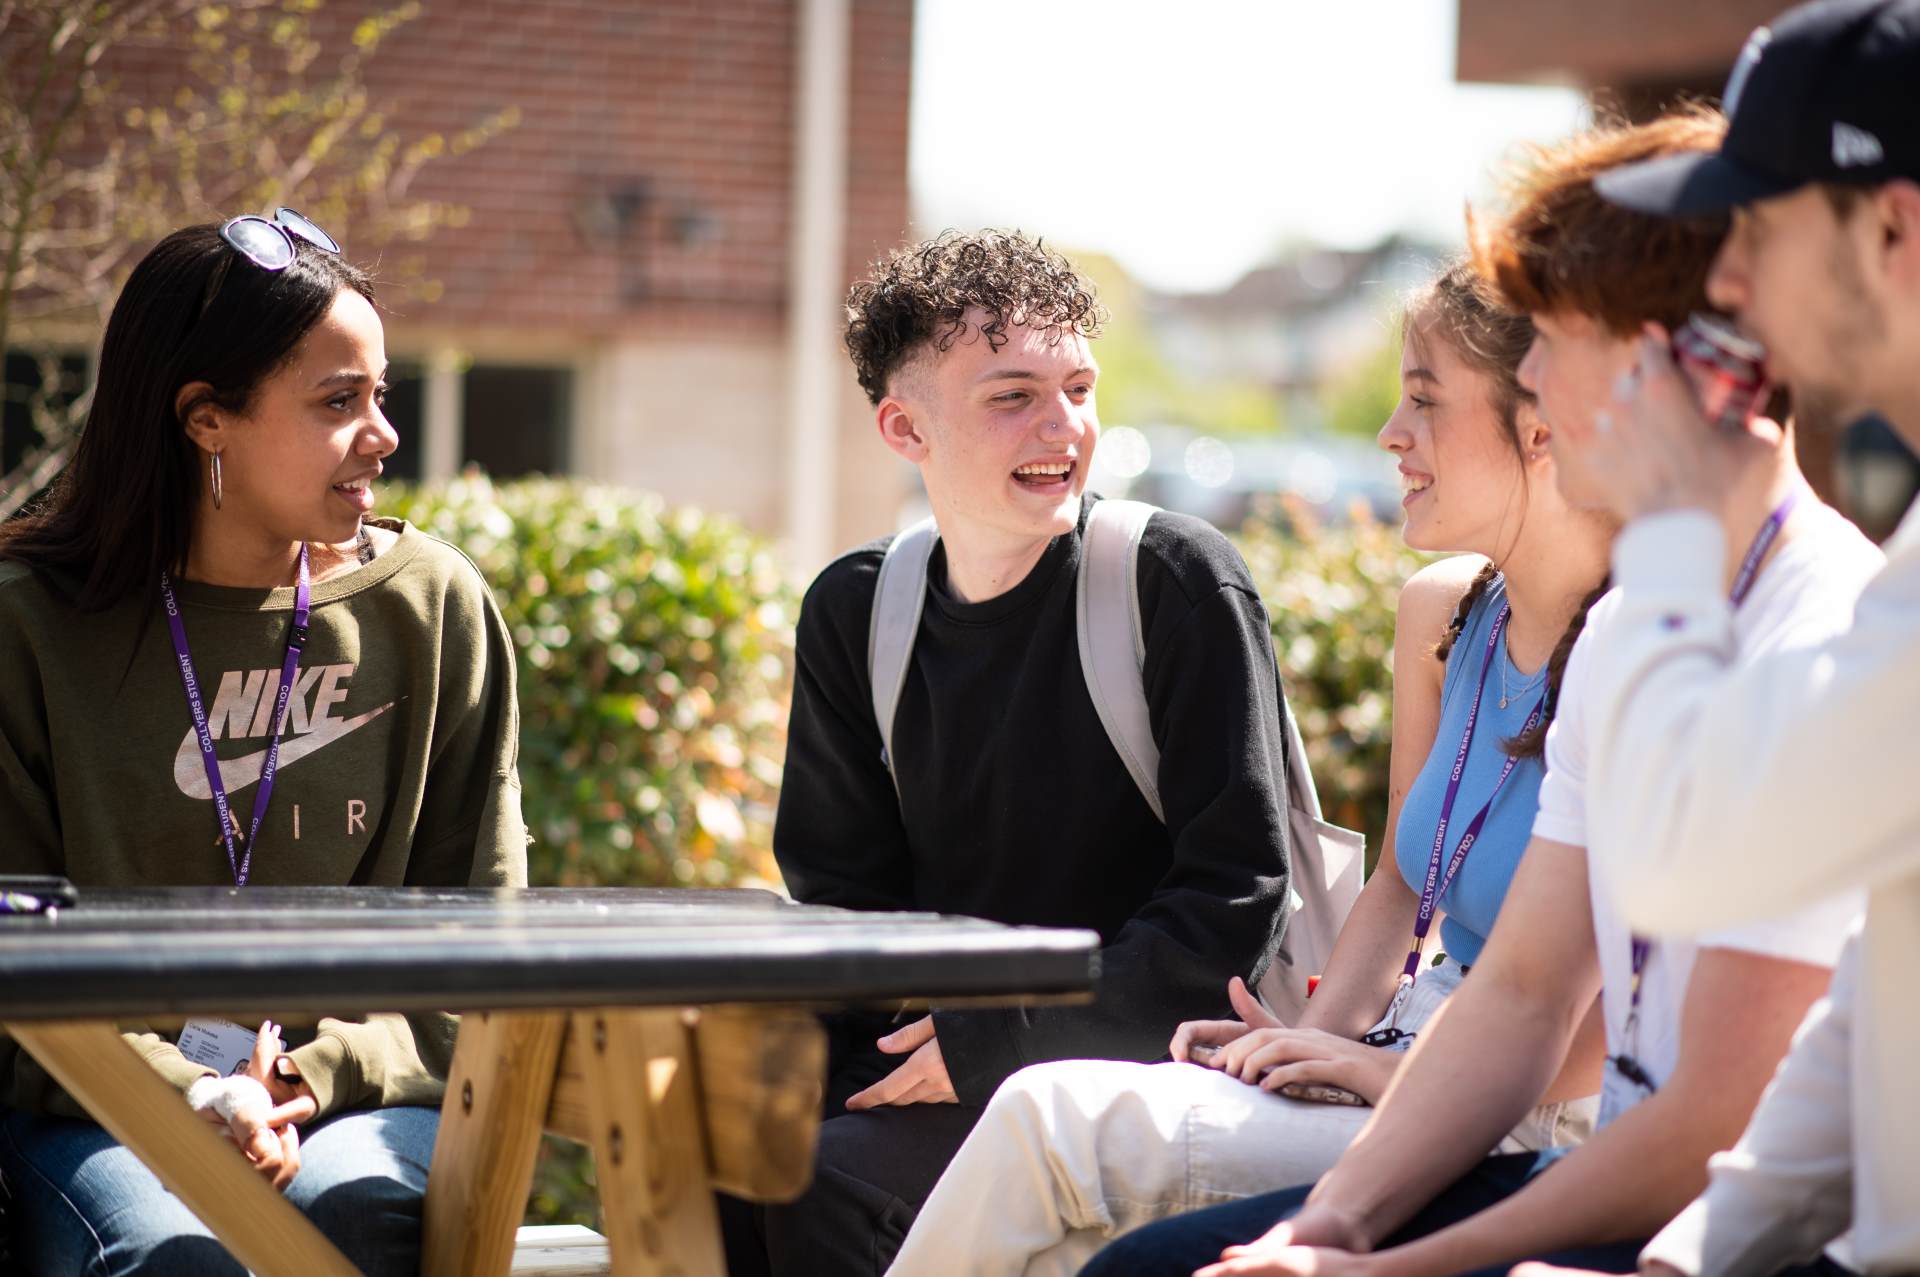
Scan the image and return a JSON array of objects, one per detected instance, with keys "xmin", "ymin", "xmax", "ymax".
[{"xmin": 175, "ymin": 1017, "xmax": 261, "ymax": 1077}]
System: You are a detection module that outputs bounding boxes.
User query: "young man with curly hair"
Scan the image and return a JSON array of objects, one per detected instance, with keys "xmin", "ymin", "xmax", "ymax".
[{"xmin": 716, "ymin": 231, "xmax": 1294, "ymax": 1275}]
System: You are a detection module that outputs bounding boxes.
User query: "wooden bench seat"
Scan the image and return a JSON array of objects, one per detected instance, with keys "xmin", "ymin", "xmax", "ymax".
[{"xmin": 509, "ymin": 1225, "xmax": 611, "ymax": 1276}]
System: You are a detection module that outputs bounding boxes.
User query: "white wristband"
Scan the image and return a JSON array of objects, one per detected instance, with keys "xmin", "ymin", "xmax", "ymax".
[{"xmin": 186, "ymin": 1074, "xmax": 273, "ymax": 1124}]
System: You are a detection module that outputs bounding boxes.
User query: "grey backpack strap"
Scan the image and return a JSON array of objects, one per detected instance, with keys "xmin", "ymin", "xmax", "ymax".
[
  {"xmin": 868, "ymin": 517, "xmax": 939, "ymax": 799},
  {"xmin": 1077, "ymin": 498, "xmax": 1164, "ymax": 822},
  {"xmin": 1281, "ymin": 695, "xmax": 1322, "ymax": 820}
]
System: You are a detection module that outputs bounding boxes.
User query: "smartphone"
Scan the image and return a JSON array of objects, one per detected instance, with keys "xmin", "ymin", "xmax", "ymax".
[
  {"xmin": 1276, "ymin": 1080, "xmax": 1370, "ymax": 1107},
  {"xmin": 0, "ymin": 874, "xmax": 78, "ymax": 913}
]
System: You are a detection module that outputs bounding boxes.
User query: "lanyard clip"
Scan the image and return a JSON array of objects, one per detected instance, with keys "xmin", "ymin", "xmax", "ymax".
[
  {"xmin": 1609, "ymin": 1052, "xmax": 1657, "ymax": 1093},
  {"xmin": 1364, "ymin": 977, "xmax": 1419, "ymax": 1048},
  {"xmin": 1384, "ymin": 973, "xmax": 1415, "ymax": 1030}
]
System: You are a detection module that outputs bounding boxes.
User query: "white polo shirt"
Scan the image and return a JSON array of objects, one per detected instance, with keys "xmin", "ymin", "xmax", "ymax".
[{"xmin": 1531, "ymin": 498, "xmax": 1873, "ymax": 1127}]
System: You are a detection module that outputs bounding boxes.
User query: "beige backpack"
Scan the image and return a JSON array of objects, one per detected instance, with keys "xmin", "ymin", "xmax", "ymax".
[{"xmin": 868, "ymin": 498, "xmax": 1364, "ymax": 1022}]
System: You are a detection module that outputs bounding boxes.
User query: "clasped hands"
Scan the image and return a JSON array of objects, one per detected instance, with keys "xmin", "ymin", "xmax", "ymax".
[
  {"xmin": 1170, "ymin": 976, "xmax": 1398, "ymax": 1105},
  {"xmin": 187, "ymin": 1020, "xmax": 318, "ymax": 1191}
]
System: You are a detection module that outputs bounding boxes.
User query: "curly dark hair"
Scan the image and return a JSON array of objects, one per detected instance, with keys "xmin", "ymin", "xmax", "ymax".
[{"xmin": 843, "ymin": 229, "xmax": 1107, "ymax": 406}]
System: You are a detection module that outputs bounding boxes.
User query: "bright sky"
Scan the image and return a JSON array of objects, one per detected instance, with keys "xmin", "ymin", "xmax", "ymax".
[{"xmin": 909, "ymin": 1, "xmax": 1591, "ymax": 294}]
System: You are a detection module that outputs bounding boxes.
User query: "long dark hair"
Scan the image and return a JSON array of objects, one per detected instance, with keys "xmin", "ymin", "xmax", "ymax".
[
  {"xmin": 0, "ymin": 221, "xmax": 376, "ymax": 610},
  {"xmin": 1412, "ymin": 263, "xmax": 1605, "ymax": 761}
]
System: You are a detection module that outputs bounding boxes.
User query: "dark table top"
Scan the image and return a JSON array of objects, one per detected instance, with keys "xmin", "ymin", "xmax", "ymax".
[{"xmin": 0, "ymin": 887, "xmax": 1100, "ymax": 1021}]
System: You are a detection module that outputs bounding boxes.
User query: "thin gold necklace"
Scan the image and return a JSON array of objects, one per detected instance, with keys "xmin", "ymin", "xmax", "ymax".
[{"xmin": 1499, "ymin": 630, "xmax": 1548, "ymax": 710}]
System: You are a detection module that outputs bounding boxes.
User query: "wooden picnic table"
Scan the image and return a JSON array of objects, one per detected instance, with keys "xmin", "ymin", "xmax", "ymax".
[{"xmin": 0, "ymin": 886, "xmax": 1099, "ymax": 1277}]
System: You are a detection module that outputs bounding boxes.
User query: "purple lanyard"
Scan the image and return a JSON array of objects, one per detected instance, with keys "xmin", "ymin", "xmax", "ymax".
[
  {"xmin": 1624, "ymin": 490, "xmax": 1798, "ymax": 1026},
  {"xmin": 1727, "ymin": 488, "xmax": 1799, "ymax": 608},
  {"xmin": 160, "ymin": 544, "xmax": 310, "ymax": 887},
  {"xmin": 1401, "ymin": 601, "xmax": 1545, "ymax": 982}
]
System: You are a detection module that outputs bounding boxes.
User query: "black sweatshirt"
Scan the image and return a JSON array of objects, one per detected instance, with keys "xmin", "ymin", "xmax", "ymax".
[{"xmin": 774, "ymin": 496, "xmax": 1293, "ymax": 1105}]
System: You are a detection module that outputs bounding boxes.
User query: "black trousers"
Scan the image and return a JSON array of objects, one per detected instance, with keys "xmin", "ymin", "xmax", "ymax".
[{"xmin": 717, "ymin": 1016, "xmax": 985, "ymax": 1277}]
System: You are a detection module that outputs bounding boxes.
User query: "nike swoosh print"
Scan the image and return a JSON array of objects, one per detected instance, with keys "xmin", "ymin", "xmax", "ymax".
[{"xmin": 174, "ymin": 702, "xmax": 397, "ymax": 800}]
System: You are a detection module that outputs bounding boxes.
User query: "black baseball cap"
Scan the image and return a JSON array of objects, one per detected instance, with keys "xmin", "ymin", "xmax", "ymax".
[{"xmin": 1597, "ymin": 0, "xmax": 1920, "ymax": 217}]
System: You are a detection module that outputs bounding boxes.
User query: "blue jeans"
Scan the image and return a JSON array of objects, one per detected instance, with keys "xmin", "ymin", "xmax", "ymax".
[{"xmin": 0, "ymin": 1105, "xmax": 438, "ymax": 1277}]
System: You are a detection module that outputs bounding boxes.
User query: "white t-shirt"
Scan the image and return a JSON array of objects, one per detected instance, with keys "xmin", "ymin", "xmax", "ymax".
[{"xmin": 1533, "ymin": 498, "xmax": 1877, "ymax": 1127}]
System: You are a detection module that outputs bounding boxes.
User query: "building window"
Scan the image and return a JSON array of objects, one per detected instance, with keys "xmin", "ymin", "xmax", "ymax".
[{"xmin": 463, "ymin": 364, "xmax": 571, "ymax": 478}]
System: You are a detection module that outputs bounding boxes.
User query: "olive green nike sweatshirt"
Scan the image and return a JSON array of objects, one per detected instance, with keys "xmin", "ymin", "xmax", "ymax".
[{"xmin": 0, "ymin": 518, "xmax": 527, "ymax": 1118}]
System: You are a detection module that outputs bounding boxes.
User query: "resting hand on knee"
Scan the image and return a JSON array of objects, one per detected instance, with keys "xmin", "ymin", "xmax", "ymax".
[
  {"xmin": 844, "ymin": 1015, "xmax": 958, "ymax": 1110},
  {"xmin": 1196, "ymin": 1202, "xmax": 1374, "ymax": 1274},
  {"xmin": 1196, "ymin": 1243, "xmax": 1374, "ymax": 1277},
  {"xmin": 1190, "ymin": 1206, "xmax": 1376, "ymax": 1277}
]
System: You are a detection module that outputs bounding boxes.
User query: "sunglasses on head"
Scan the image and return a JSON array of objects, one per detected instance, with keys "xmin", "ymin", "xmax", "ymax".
[
  {"xmin": 195, "ymin": 207, "xmax": 341, "ymax": 326},
  {"xmin": 220, "ymin": 207, "xmax": 340, "ymax": 270}
]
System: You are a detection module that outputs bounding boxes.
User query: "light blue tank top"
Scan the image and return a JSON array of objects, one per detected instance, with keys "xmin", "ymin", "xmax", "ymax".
[{"xmin": 1392, "ymin": 576, "xmax": 1547, "ymax": 968}]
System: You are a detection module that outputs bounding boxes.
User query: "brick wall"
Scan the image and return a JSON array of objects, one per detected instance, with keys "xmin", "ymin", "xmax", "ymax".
[
  {"xmin": 282, "ymin": 0, "xmax": 913, "ymax": 342},
  {"xmin": 83, "ymin": 0, "xmax": 910, "ymax": 339}
]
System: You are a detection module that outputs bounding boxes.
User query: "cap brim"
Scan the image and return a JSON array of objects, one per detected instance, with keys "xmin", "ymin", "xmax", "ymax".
[{"xmin": 1595, "ymin": 151, "xmax": 1805, "ymax": 218}]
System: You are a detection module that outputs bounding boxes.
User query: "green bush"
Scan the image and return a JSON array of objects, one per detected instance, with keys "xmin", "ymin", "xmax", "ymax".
[
  {"xmin": 381, "ymin": 475, "xmax": 797, "ymax": 1229},
  {"xmin": 1234, "ymin": 500, "xmax": 1431, "ymax": 869},
  {"xmin": 380, "ymin": 475, "xmax": 795, "ymax": 890}
]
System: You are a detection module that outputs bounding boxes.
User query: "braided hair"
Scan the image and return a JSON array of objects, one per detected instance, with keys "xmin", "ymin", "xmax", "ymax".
[
  {"xmin": 1432, "ymin": 560, "xmax": 1502, "ymax": 666},
  {"xmin": 1504, "ymin": 577, "xmax": 1610, "ymax": 759}
]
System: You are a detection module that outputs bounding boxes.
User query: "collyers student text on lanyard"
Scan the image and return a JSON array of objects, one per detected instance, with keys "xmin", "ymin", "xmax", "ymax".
[
  {"xmin": 160, "ymin": 543, "xmax": 310, "ymax": 1077},
  {"xmin": 1373, "ymin": 594, "xmax": 1544, "ymax": 1046},
  {"xmin": 1608, "ymin": 489, "xmax": 1799, "ymax": 1106}
]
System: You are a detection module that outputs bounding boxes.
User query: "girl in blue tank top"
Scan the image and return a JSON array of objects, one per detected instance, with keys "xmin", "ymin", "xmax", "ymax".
[
  {"xmin": 888, "ymin": 262, "xmax": 1620, "ymax": 1277},
  {"xmin": 1393, "ymin": 572, "xmax": 1544, "ymax": 970}
]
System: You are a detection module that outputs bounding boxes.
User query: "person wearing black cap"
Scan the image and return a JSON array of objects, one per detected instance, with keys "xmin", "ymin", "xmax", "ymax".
[{"xmin": 1555, "ymin": 1, "xmax": 1920, "ymax": 1273}]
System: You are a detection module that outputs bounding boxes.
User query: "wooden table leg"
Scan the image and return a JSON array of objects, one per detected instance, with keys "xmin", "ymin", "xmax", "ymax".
[
  {"xmin": 541, "ymin": 1006, "xmax": 827, "ymax": 1276},
  {"xmin": 6, "ymin": 1020, "xmax": 361, "ymax": 1277},
  {"xmin": 546, "ymin": 1006, "xmax": 826, "ymax": 1205},
  {"xmin": 683, "ymin": 1006, "xmax": 824, "ymax": 1203},
  {"xmin": 571, "ymin": 1009, "xmax": 722, "ymax": 1277},
  {"xmin": 422, "ymin": 1011, "xmax": 568, "ymax": 1277}
]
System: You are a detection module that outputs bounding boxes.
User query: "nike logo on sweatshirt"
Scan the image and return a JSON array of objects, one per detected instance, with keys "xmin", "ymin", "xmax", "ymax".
[{"xmin": 171, "ymin": 661, "xmax": 396, "ymax": 799}]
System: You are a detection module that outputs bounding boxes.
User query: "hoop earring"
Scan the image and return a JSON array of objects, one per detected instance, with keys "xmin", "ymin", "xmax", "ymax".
[{"xmin": 210, "ymin": 451, "xmax": 224, "ymax": 510}]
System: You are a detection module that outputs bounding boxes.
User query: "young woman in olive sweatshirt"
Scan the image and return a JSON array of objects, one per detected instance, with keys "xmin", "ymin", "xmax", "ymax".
[{"xmin": 0, "ymin": 213, "xmax": 526, "ymax": 1277}]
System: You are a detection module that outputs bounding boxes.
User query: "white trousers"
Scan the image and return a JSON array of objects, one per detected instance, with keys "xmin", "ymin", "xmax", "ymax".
[{"xmin": 887, "ymin": 958, "xmax": 1596, "ymax": 1277}]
